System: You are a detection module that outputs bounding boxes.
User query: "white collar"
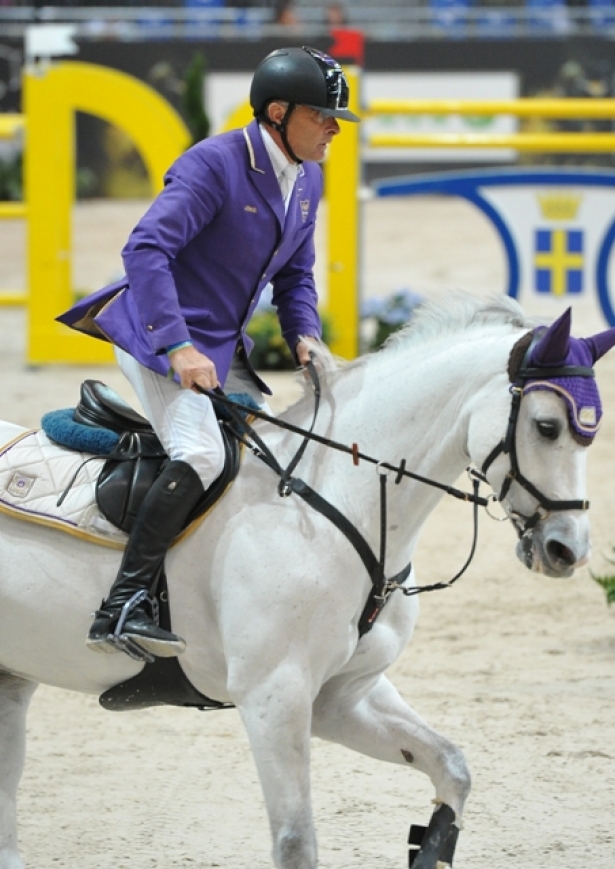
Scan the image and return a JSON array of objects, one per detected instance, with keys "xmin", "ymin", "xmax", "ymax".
[{"xmin": 259, "ymin": 124, "xmax": 299, "ymax": 189}]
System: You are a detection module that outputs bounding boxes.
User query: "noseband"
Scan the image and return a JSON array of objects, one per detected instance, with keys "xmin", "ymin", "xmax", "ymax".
[{"xmin": 480, "ymin": 331, "xmax": 591, "ymax": 539}]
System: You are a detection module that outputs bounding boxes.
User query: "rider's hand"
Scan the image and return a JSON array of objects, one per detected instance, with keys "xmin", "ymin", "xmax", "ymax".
[
  {"xmin": 295, "ymin": 335, "xmax": 336, "ymax": 377},
  {"xmin": 295, "ymin": 336, "xmax": 318, "ymax": 365},
  {"xmin": 167, "ymin": 344, "xmax": 219, "ymax": 392}
]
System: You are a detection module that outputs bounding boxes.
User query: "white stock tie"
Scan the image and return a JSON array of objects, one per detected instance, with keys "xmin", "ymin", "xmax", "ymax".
[{"xmin": 279, "ymin": 165, "xmax": 296, "ymax": 213}]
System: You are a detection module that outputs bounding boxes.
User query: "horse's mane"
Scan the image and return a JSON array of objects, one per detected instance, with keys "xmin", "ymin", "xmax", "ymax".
[
  {"xmin": 378, "ymin": 291, "xmax": 533, "ymax": 355},
  {"xmin": 284, "ymin": 292, "xmax": 536, "ymax": 416}
]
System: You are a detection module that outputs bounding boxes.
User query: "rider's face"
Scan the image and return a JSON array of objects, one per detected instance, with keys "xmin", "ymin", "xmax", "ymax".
[
  {"xmin": 267, "ymin": 102, "xmax": 340, "ymax": 163},
  {"xmin": 285, "ymin": 105, "xmax": 340, "ymax": 163}
]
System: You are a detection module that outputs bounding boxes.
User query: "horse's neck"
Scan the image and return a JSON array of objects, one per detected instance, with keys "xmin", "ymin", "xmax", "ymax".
[{"xmin": 271, "ymin": 331, "xmax": 512, "ymax": 558}]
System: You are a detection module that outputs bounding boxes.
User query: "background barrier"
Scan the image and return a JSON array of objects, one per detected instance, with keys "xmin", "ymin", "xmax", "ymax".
[
  {"xmin": 8, "ymin": 61, "xmax": 190, "ymax": 364},
  {"xmin": 329, "ymin": 93, "xmax": 615, "ymax": 357},
  {"xmin": 6, "ymin": 62, "xmax": 615, "ymax": 362}
]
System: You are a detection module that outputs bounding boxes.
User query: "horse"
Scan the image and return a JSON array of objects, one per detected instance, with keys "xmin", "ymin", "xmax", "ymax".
[{"xmin": 0, "ymin": 293, "xmax": 613, "ymax": 869}]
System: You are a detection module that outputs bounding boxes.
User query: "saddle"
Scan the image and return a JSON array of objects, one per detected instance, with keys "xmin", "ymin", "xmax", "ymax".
[{"xmin": 70, "ymin": 379, "xmax": 243, "ymax": 534}]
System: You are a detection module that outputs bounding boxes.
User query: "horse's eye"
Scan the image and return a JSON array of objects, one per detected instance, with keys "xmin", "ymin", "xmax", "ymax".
[{"xmin": 536, "ymin": 420, "xmax": 560, "ymax": 441}]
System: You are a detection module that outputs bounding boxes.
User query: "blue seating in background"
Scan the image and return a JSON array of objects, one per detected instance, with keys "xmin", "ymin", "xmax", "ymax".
[
  {"xmin": 525, "ymin": 0, "xmax": 570, "ymax": 34},
  {"xmin": 587, "ymin": 0, "xmax": 615, "ymax": 29},
  {"xmin": 429, "ymin": 0, "xmax": 472, "ymax": 36},
  {"xmin": 475, "ymin": 7, "xmax": 517, "ymax": 37},
  {"xmin": 184, "ymin": 0, "xmax": 225, "ymax": 38}
]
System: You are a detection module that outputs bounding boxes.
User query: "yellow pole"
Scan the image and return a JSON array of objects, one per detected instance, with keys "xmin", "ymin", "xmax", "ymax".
[
  {"xmin": 325, "ymin": 66, "xmax": 361, "ymax": 360},
  {"xmin": 24, "ymin": 63, "xmax": 75, "ymax": 360},
  {"xmin": 0, "ymin": 114, "xmax": 25, "ymax": 138},
  {"xmin": 366, "ymin": 98, "xmax": 615, "ymax": 119},
  {"xmin": 23, "ymin": 61, "xmax": 191, "ymax": 365},
  {"xmin": 0, "ymin": 203, "xmax": 27, "ymax": 219},
  {"xmin": 368, "ymin": 132, "xmax": 615, "ymax": 152}
]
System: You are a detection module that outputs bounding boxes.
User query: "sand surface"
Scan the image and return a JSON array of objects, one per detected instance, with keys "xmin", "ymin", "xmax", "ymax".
[{"xmin": 0, "ymin": 196, "xmax": 614, "ymax": 868}]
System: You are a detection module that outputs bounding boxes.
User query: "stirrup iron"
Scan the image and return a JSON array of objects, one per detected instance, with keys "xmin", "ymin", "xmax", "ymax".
[{"xmin": 104, "ymin": 590, "xmax": 157, "ymax": 664}]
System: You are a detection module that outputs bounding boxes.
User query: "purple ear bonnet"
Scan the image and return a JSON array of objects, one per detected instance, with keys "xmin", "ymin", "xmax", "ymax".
[{"xmin": 524, "ymin": 308, "xmax": 615, "ymax": 442}]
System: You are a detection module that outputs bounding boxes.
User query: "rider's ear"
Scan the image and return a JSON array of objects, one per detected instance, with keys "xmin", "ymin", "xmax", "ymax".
[{"xmin": 267, "ymin": 102, "xmax": 286, "ymax": 126}]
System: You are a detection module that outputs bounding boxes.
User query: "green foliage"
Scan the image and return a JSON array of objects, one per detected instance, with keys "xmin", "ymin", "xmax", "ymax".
[
  {"xmin": 247, "ymin": 308, "xmax": 333, "ymax": 371},
  {"xmin": 0, "ymin": 152, "xmax": 22, "ymax": 201},
  {"xmin": 591, "ymin": 573, "xmax": 615, "ymax": 606},
  {"xmin": 182, "ymin": 53, "xmax": 210, "ymax": 146}
]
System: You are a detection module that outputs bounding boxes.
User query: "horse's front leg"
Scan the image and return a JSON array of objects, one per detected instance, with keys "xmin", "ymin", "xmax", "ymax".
[
  {"xmin": 312, "ymin": 673, "xmax": 471, "ymax": 868},
  {"xmin": 0, "ymin": 673, "xmax": 38, "ymax": 869},
  {"xmin": 230, "ymin": 665, "xmax": 317, "ymax": 869}
]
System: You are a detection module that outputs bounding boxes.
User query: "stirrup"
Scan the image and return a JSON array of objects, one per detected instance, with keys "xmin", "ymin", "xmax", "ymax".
[{"xmin": 105, "ymin": 590, "xmax": 157, "ymax": 664}]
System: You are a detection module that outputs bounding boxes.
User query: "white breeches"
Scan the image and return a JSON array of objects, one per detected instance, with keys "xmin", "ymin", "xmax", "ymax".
[{"xmin": 116, "ymin": 348, "xmax": 266, "ymax": 489}]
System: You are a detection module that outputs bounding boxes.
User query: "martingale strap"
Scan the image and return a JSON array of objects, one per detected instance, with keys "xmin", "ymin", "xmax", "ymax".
[
  {"xmin": 288, "ymin": 477, "xmax": 412, "ymax": 637},
  {"xmin": 210, "ymin": 362, "xmax": 414, "ymax": 636},
  {"xmin": 204, "ymin": 358, "xmax": 483, "ymax": 637}
]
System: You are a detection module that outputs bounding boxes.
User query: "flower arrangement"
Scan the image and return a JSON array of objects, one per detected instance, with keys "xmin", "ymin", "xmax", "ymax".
[{"xmin": 360, "ymin": 289, "xmax": 423, "ymax": 353}]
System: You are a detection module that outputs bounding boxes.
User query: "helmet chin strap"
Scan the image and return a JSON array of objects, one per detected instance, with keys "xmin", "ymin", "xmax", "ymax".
[{"xmin": 266, "ymin": 103, "xmax": 303, "ymax": 164}]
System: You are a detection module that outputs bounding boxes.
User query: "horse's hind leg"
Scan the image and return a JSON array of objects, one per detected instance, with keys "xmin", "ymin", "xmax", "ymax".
[
  {"xmin": 312, "ymin": 673, "xmax": 471, "ymax": 868},
  {"xmin": 0, "ymin": 673, "xmax": 38, "ymax": 869}
]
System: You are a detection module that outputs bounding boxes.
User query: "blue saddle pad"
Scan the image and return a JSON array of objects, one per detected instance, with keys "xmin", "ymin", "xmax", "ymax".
[
  {"xmin": 41, "ymin": 392, "xmax": 260, "ymax": 457},
  {"xmin": 41, "ymin": 408, "xmax": 120, "ymax": 455}
]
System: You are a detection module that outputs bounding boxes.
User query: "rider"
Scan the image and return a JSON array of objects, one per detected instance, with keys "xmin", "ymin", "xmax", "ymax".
[{"xmin": 57, "ymin": 46, "xmax": 360, "ymax": 660}]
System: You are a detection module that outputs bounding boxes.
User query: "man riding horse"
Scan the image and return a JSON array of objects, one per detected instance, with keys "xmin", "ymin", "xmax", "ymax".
[{"xmin": 57, "ymin": 46, "xmax": 360, "ymax": 660}]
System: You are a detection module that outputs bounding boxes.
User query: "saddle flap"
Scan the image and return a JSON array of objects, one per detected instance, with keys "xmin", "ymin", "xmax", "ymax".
[
  {"xmin": 96, "ymin": 426, "xmax": 241, "ymax": 535},
  {"xmin": 74, "ymin": 380, "xmax": 152, "ymax": 434}
]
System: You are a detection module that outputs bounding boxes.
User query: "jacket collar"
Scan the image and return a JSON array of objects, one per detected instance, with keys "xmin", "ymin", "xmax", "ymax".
[{"xmin": 243, "ymin": 120, "xmax": 287, "ymax": 230}]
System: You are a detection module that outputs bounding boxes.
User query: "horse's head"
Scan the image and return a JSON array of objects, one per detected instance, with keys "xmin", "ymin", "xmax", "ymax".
[{"xmin": 477, "ymin": 308, "xmax": 615, "ymax": 578}]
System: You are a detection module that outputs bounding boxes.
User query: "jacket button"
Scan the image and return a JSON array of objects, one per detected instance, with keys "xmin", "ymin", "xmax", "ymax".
[
  {"xmin": 261, "ymin": 273, "xmax": 266, "ymax": 280},
  {"xmin": 147, "ymin": 324, "xmax": 154, "ymax": 331}
]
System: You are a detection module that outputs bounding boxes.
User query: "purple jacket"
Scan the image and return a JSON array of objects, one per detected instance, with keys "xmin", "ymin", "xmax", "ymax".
[{"xmin": 57, "ymin": 120, "xmax": 323, "ymax": 394}]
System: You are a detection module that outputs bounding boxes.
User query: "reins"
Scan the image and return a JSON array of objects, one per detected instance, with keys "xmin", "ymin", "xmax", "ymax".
[
  {"xmin": 197, "ymin": 329, "xmax": 592, "ymax": 634},
  {"xmin": 196, "ymin": 359, "xmax": 489, "ymax": 636},
  {"xmin": 204, "ymin": 364, "xmax": 490, "ymax": 507}
]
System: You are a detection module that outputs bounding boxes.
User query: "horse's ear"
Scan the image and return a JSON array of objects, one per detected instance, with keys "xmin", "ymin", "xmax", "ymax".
[
  {"xmin": 530, "ymin": 308, "xmax": 572, "ymax": 367},
  {"xmin": 582, "ymin": 327, "xmax": 615, "ymax": 364}
]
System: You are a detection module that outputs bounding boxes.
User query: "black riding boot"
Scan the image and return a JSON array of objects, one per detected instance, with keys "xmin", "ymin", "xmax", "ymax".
[{"xmin": 87, "ymin": 459, "xmax": 204, "ymax": 658}]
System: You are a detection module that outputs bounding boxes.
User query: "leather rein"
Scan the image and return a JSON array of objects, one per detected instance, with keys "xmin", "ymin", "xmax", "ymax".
[{"xmin": 200, "ymin": 334, "xmax": 591, "ymax": 636}]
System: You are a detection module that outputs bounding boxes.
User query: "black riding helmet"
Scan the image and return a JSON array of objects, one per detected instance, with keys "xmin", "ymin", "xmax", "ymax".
[
  {"xmin": 250, "ymin": 46, "xmax": 360, "ymax": 123},
  {"xmin": 250, "ymin": 46, "xmax": 360, "ymax": 162}
]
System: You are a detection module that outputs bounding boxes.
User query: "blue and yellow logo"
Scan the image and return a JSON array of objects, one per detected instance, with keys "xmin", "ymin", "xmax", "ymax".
[{"xmin": 534, "ymin": 228, "xmax": 584, "ymax": 296}]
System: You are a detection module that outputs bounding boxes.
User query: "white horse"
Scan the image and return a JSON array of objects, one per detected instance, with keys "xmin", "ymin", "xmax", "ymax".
[{"xmin": 0, "ymin": 293, "xmax": 613, "ymax": 869}]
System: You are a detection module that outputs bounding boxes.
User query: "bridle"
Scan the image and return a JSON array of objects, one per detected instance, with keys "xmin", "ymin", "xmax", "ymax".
[
  {"xmin": 480, "ymin": 331, "xmax": 592, "ymax": 539},
  {"xmin": 199, "ymin": 332, "xmax": 592, "ymax": 635}
]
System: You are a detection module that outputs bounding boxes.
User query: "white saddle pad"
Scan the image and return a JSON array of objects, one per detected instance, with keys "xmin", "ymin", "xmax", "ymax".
[{"xmin": 0, "ymin": 429, "xmax": 127, "ymax": 548}]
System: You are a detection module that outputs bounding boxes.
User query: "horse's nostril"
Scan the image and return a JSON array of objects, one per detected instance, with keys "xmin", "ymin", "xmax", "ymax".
[{"xmin": 546, "ymin": 539, "xmax": 575, "ymax": 567}]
